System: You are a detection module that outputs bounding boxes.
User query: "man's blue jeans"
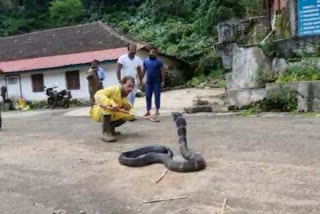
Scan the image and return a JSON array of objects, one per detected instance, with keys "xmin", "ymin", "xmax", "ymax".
[{"xmin": 145, "ymin": 80, "xmax": 161, "ymax": 111}]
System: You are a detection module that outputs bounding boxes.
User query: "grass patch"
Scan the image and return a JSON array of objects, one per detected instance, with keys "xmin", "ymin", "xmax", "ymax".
[
  {"xmin": 240, "ymin": 107, "xmax": 262, "ymax": 116},
  {"xmin": 288, "ymin": 112, "xmax": 319, "ymax": 117}
]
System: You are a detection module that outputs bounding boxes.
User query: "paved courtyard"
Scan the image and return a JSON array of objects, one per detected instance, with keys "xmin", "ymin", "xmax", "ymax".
[{"xmin": 0, "ymin": 103, "xmax": 320, "ymax": 214}]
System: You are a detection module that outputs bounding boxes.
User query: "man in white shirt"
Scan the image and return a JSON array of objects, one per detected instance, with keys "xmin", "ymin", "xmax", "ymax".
[{"xmin": 117, "ymin": 44, "xmax": 143, "ymax": 107}]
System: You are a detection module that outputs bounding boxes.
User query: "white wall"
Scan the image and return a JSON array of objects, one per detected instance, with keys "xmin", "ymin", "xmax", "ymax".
[
  {"xmin": 18, "ymin": 62, "xmax": 118, "ymax": 101},
  {"xmin": 0, "ymin": 52, "xmax": 183, "ymax": 102}
]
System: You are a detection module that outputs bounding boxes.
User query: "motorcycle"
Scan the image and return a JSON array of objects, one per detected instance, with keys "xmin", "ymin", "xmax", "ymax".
[{"xmin": 45, "ymin": 86, "xmax": 72, "ymax": 109}]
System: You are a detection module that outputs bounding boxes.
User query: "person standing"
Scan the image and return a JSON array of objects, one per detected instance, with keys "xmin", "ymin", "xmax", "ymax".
[
  {"xmin": 1, "ymin": 85, "xmax": 7, "ymax": 102},
  {"xmin": 91, "ymin": 60, "xmax": 105, "ymax": 88},
  {"xmin": 117, "ymin": 44, "xmax": 143, "ymax": 107},
  {"xmin": 87, "ymin": 65, "xmax": 103, "ymax": 105},
  {"xmin": 142, "ymin": 47, "xmax": 165, "ymax": 116}
]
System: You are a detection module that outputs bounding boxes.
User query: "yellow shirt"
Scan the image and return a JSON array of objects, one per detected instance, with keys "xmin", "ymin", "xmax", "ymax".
[{"xmin": 89, "ymin": 85, "xmax": 134, "ymax": 122}]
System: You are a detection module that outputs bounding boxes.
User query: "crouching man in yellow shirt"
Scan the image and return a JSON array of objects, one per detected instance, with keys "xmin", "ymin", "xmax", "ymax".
[{"xmin": 90, "ymin": 76, "xmax": 135, "ymax": 142}]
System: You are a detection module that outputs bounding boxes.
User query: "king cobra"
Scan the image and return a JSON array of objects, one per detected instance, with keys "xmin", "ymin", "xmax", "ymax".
[{"xmin": 118, "ymin": 112, "xmax": 206, "ymax": 172}]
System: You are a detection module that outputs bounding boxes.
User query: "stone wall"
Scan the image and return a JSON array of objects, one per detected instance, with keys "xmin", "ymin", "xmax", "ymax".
[
  {"xmin": 227, "ymin": 89, "xmax": 267, "ymax": 108},
  {"xmin": 213, "ymin": 42, "xmax": 237, "ymax": 70},
  {"xmin": 226, "ymin": 45, "xmax": 273, "ymax": 108},
  {"xmin": 266, "ymin": 81, "xmax": 320, "ymax": 112},
  {"xmin": 230, "ymin": 45, "xmax": 272, "ymax": 89},
  {"xmin": 273, "ymin": 35, "xmax": 320, "ymax": 59},
  {"xmin": 272, "ymin": 56, "xmax": 320, "ymax": 78},
  {"xmin": 217, "ymin": 16, "xmax": 270, "ymax": 45},
  {"xmin": 298, "ymin": 81, "xmax": 320, "ymax": 112}
]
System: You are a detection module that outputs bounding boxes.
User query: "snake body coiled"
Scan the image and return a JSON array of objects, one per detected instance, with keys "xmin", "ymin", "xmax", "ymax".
[{"xmin": 118, "ymin": 112, "xmax": 206, "ymax": 172}]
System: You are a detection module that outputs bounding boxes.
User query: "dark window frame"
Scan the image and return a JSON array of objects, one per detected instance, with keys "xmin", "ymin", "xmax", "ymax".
[
  {"xmin": 66, "ymin": 70, "xmax": 80, "ymax": 90},
  {"xmin": 31, "ymin": 73, "xmax": 44, "ymax": 93}
]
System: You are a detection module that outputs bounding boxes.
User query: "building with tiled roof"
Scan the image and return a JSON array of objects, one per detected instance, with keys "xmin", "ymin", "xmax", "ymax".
[{"xmin": 0, "ymin": 22, "xmax": 186, "ymax": 101}]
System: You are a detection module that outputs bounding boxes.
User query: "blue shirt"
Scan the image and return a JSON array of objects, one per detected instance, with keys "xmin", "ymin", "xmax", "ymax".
[
  {"xmin": 97, "ymin": 67, "xmax": 105, "ymax": 82},
  {"xmin": 143, "ymin": 57, "xmax": 163, "ymax": 82}
]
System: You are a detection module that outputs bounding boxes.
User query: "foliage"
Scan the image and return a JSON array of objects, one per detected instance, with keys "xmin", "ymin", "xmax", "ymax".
[
  {"xmin": 186, "ymin": 69, "xmax": 226, "ymax": 88},
  {"xmin": 274, "ymin": 13, "xmax": 291, "ymax": 39},
  {"xmin": 257, "ymin": 66, "xmax": 278, "ymax": 87},
  {"xmin": 240, "ymin": 106, "xmax": 261, "ymax": 116},
  {"xmin": 276, "ymin": 64, "xmax": 320, "ymax": 83},
  {"xmin": 189, "ymin": 76, "xmax": 203, "ymax": 87},
  {"xmin": 216, "ymin": 79, "xmax": 227, "ymax": 88},
  {"xmin": 0, "ymin": 0, "xmax": 266, "ymax": 85},
  {"xmin": 264, "ymin": 86, "xmax": 298, "ymax": 112},
  {"xmin": 0, "ymin": 0, "xmax": 53, "ymax": 36},
  {"xmin": 27, "ymin": 100, "xmax": 48, "ymax": 109},
  {"xmin": 259, "ymin": 40, "xmax": 276, "ymax": 57},
  {"xmin": 241, "ymin": 0, "xmax": 266, "ymax": 17},
  {"xmin": 27, "ymin": 98, "xmax": 89, "ymax": 109},
  {"xmin": 49, "ymin": 0, "xmax": 84, "ymax": 25},
  {"xmin": 164, "ymin": 70, "xmax": 186, "ymax": 88},
  {"xmin": 69, "ymin": 98, "xmax": 90, "ymax": 106},
  {"xmin": 245, "ymin": 87, "xmax": 298, "ymax": 112},
  {"xmin": 240, "ymin": 86, "xmax": 298, "ymax": 112},
  {"xmin": 289, "ymin": 112, "xmax": 318, "ymax": 117},
  {"xmin": 195, "ymin": 53, "xmax": 223, "ymax": 76}
]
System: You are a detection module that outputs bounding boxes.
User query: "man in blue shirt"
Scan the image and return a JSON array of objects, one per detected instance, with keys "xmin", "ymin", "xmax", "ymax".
[
  {"xmin": 91, "ymin": 60, "xmax": 105, "ymax": 88},
  {"xmin": 142, "ymin": 47, "xmax": 165, "ymax": 116}
]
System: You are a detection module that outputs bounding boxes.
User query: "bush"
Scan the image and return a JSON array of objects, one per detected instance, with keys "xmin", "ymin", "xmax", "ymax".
[
  {"xmin": 216, "ymin": 79, "xmax": 226, "ymax": 88},
  {"xmin": 27, "ymin": 100, "xmax": 48, "ymax": 109},
  {"xmin": 243, "ymin": 87, "xmax": 298, "ymax": 112},
  {"xmin": 257, "ymin": 66, "xmax": 278, "ymax": 87},
  {"xmin": 49, "ymin": 0, "xmax": 84, "ymax": 25},
  {"xmin": 194, "ymin": 53, "xmax": 222, "ymax": 76},
  {"xmin": 276, "ymin": 64, "xmax": 320, "ymax": 83},
  {"xmin": 263, "ymin": 87, "xmax": 298, "ymax": 112},
  {"xmin": 164, "ymin": 70, "xmax": 185, "ymax": 88},
  {"xmin": 69, "ymin": 99, "xmax": 90, "ymax": 106}
]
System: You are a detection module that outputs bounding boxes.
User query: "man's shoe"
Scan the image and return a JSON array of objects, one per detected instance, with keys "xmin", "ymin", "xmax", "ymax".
[
  {"xmin": 102, "ymin": 115, "xmax": 117, "ymax": 142},
  {"xmin": 102, "ymin": 133, "xmax": 117, "ymax": 142},
  {"xmin": 111, "ymin": 127, "xmax": 121, "ymax": 136}
]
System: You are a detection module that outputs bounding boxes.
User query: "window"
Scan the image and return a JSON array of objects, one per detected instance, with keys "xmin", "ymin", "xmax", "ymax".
[
  {"xmin": 7, "ymin": 77, "xmax": 18, "ymax": 85},
  {"xmin": 31, "ymin": 74, "xmax": 44, "ymax": 92},
  {"xmin": 66, "ymin": 70, "xmax": 80, "ymax": 90}
]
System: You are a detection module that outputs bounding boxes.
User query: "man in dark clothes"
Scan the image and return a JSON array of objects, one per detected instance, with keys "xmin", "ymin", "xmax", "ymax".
[
  {"xmin": 1, "ymin": 85, "xmax": 7, "ymax": 102},
  {"xmin": 0, "ymin": 86, "xmax": 6, "ymax": 130},
  {"xmin": 141, "ymin": 47, "xmax": 165, "ymax": 116}
]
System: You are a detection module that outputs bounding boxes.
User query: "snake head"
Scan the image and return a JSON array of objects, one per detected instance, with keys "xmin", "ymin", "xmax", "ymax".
[{"xmin": 171, "ymin": 112, "xmax": 183, "ymax": 121}]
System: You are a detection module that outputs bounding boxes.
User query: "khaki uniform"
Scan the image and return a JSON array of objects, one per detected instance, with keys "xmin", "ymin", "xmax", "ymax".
[{"xmin": 86, "ymin": 68, "xmax": 102, "ymax": 104}]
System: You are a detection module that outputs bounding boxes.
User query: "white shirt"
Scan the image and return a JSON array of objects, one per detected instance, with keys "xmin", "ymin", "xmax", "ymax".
[{"xmin": 117, "ymin": 54, "xmax": 143, "ymax": 79}]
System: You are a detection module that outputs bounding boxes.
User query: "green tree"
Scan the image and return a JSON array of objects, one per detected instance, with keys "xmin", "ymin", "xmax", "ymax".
[{"xmin": 49, "ymin": 0, "xmax": 84, "ymax": 25}]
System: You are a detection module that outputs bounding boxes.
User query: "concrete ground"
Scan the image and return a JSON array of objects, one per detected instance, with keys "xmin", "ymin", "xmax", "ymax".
[
  {"xmin": 1, "ymin": 89, "xmax": 320, "ymax": 214},
  {"xmin": 65, "ymin": 88, "xmax": 225, "ymax": 117}
]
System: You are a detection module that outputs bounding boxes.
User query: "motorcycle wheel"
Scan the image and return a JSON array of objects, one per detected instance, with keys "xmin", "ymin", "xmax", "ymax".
[
  {"xmin": 64, "ymin": 101, "xmax": 70, "ymax": 109},
  {"xmin": 47, "ymin": 97, "xmax": 54, "ymax": 108}
]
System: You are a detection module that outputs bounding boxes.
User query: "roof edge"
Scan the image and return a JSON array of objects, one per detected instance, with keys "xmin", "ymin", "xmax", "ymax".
[
  {"xmin": 0, "ymin": 22, "xmax": 99, "ymax": 41},
  {"xmin": 1, "ymin": 59, "xmax": 118, "ymax": 74}
]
